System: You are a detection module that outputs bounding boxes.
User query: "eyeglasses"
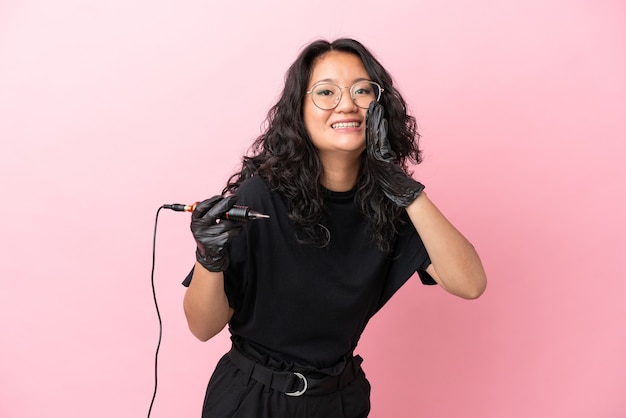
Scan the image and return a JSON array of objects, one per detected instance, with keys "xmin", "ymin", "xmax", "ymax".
[{"xmin": 306, "ymin": 80, "xmax": 384, "ymax": 110}]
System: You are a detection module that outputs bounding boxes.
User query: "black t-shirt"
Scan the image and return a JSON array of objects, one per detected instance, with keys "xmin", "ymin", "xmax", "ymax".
[{"xmin": 184, "ymin": 175, "xmax": 434, "ymax": 369}]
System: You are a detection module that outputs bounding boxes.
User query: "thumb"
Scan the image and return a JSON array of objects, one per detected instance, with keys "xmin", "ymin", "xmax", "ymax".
[{"xmin": 376, "ymin": 119, "xmax": 395, "ymax": 162}]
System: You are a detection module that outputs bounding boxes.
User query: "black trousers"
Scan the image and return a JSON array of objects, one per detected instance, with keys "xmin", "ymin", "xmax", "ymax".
[{"xmin": 201, "ymin": 351, "xmax": 371, "ymax": 418}]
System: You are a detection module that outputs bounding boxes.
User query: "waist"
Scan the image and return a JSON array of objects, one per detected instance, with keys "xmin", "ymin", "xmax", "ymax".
[{"xmin": 228, "ymin": 345, "xmax": 363, "ymax": 397}]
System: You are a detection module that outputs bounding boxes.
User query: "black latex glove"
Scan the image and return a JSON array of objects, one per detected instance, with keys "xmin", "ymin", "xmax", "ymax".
[
  {"xmin": 366, "ymin": 101, "xmax": 425, "ymax": 208},
  {"xmin": 190, "ymin": 195, "xmax": 242, "ymax": 272}
]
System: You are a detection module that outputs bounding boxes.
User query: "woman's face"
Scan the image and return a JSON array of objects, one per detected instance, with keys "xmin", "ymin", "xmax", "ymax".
[{"xmin": 303, "ymin": 51, "xmax": 371, "ymax": 161}]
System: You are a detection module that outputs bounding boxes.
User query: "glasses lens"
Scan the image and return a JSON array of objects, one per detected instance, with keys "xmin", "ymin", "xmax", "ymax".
[
  {"xmin": 310, "ymin": 83, "xmax": 342, "ymax": 110},
  {"xmin": 351, "ymin": 81, "xmax": 381, "ymax": 109}
]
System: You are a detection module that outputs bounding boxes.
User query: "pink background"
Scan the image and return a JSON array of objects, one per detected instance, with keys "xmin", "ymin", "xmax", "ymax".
[{"xmin": 1, "ymin": 0, "xmax": 625, "ymax": 417}]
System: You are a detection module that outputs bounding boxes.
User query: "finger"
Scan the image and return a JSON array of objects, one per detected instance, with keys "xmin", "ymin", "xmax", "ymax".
[
  {"xmin": 377, "ymin": 119, "xmax": 396, "ymax": 162},
  {"xmin": 366, "ymin": 101, "xmax": 381, "ymax": 121},
  {"xmin": 366, "ymin": 102, "xmax": 383, "ymax": 153},
  {"xmin": 207, "ymin": 194, "xmax": 238, "ymax": 218},
  {"xmin": 192, "ymin": 195, "xmax": 222, "ymax": 218},
  {"xmin": 202, "ymin": 226, "xmax": 242, "ymax": 253},
  {"xmin": 200, "ymin": 220, "xmax": 242, "ymax": 237}
]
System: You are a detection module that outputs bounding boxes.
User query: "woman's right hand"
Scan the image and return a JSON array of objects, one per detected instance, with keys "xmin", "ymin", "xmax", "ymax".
[{"xmin": 191, "ymin": 195, "xmax": 242, "ymax": 272}]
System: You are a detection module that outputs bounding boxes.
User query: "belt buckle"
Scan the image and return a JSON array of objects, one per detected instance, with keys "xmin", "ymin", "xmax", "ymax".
[{"xmin": 285, "ymin": 372, "xmax": 308, "ymax": 397}]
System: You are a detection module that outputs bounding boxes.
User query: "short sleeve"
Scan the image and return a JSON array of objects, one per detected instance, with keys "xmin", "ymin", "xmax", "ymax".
[
  {"xmin": 180, "ymin": 260, "xmax": 243, "ymax": 312},
  {"xmin": 182, "ymin": 267, "xmax": 194, "ymax": 287},
  {"xmin": 417, "ymin": 268, "xmax": 437, "ymax": 285},
  {"xmin": 376, "ymin": 215, "xmax": 434, "ymax": 310}
]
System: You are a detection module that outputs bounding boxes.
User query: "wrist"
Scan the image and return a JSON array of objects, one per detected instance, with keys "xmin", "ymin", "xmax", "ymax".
[
  {"xmin": 196, "ymin": 248, "xmax": 228, "ymax": 273},
  {"xmin": 405, "ymin": 189, "xmax": 429, "ymax": 213}
]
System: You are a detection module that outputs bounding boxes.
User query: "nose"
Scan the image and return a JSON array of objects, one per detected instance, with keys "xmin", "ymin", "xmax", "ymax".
[{"xmin": 335, "ymin": 87, "xmax": 358, "ymax": 112}]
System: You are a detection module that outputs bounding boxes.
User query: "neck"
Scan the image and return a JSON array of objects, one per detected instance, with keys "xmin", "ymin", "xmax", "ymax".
[{"xmin": 319, "ymin": 153, "xmax": 361, "ymax": 192}]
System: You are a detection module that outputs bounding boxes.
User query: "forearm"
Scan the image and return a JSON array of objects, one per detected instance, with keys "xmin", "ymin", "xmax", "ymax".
[
  {"xmin": 183, "ymin": 262, "xmax": 234, "ymax": 341},
  {"xmin": 406, "ymin": 193, "xmax": 487, "ymax": 299}
]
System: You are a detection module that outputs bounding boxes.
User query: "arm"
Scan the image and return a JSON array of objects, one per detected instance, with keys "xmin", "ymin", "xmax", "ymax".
[
  {"xmin": 183, "ymin": 262, "xmax": 234, "ymax": 341},
  {"xmin": 406, "ymin": 192, "xmax": 487, "ymax": 299},
  {"xmin": 184, "ymin": 195, "xmax": 241, "ymax": 341},
  {"xmin": 365, "ymin": 102, "xmax": 486, "ymax": 299}
]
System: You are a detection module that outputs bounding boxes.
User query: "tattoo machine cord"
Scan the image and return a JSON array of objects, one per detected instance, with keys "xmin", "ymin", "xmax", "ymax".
[
  {"xmin": 148, "ymin": 206, "xmax": 165, "ymax": 418},
  {"xmin": 148, "ymin": 202, "xmax": 269, "ymax": 417}
]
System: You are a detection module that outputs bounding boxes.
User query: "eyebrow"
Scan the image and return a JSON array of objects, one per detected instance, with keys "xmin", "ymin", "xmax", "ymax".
[{"xmin": 312, "ymin": 77, "xmax": 371, "ymax": 85}]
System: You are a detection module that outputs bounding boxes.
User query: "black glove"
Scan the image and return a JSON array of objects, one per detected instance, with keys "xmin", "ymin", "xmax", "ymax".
[
  {"xmin": 366, "ymin": 101, "xmax": 425, "ymax": 208},
  {"xmin": 190, "ymin": 195, "xmax": 242, "ymax": 272}
]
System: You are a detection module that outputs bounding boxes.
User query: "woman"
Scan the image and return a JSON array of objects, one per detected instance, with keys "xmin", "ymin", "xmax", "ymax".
[{"xmin": 183, "ymin": 38, "xmax": 487, "ymax": 417}]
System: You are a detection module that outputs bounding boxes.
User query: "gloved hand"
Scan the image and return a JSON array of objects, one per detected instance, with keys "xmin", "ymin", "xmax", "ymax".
[
  {"xmin": 190, "ymin": 195, "xmax": 242, "ymax": 272},
  {"xmin": 366, "ymin": 101, "xmax": 425, "ymax": 208}
]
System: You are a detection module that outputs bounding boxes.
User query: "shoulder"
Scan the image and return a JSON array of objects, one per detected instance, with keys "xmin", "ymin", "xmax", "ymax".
[
  {"xmin": 234, "ymin": 175, "xmax": 269, "ymax": 196},
  {"xmin": 233, "ymin": 175, "xmax": 278, "ymax": 210},
  {"xmin": 234, "ymin": 175, "xmax": 269, "ymax": 199},
  {"xmin": 232, "ymin": 176, "xmax": 290, "ymax": 239}
]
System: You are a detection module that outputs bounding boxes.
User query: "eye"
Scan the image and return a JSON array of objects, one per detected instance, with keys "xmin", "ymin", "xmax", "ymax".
[
  {"xmin": 353, "ymin": 82, "xmax": 375, "ymax": 96},
  {"xmin": 315, "ymin": 88, "xmax": 335, "ymax": 96},
  {"xmin": 312, "ymin": 83, "xmax": 339, "ymax": 97}
]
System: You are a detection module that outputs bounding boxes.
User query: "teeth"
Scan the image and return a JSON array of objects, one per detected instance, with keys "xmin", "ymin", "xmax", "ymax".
[{"xmin": 332, "ymin": 121, "xmax": 360, "ymax": 129}]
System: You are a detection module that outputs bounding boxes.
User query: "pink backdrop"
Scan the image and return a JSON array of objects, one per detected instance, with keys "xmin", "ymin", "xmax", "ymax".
[{"xmin": 1, "ymin": 1, "xmax": 625, "ymax": 417}]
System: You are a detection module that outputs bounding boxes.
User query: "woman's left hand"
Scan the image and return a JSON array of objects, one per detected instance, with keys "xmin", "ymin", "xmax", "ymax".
[{"xmin": 365, "ymin": 102, "xmax": 424, "ymax": 207}]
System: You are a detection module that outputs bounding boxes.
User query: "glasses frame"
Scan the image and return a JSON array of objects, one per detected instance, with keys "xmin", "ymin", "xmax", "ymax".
[{"xmin": 305, "ymin": 80, "xmax": 384, "ymax": 110}]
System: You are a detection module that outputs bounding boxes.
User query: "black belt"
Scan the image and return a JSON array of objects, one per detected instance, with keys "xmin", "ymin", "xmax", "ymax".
[{"xmin": 228, "ymin": 347, "xmax": 363, "ymax": 397}]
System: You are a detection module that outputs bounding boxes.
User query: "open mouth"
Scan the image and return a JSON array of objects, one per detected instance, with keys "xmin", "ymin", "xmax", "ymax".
[{"xmin": 331, "ymin": 121, "xmax": 361, "ymax": 129}]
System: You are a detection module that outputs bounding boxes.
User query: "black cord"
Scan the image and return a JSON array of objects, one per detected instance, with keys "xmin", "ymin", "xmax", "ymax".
[{"xmin": 148, "ymin": 206, "xmax": 165, "ymax": 417}]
